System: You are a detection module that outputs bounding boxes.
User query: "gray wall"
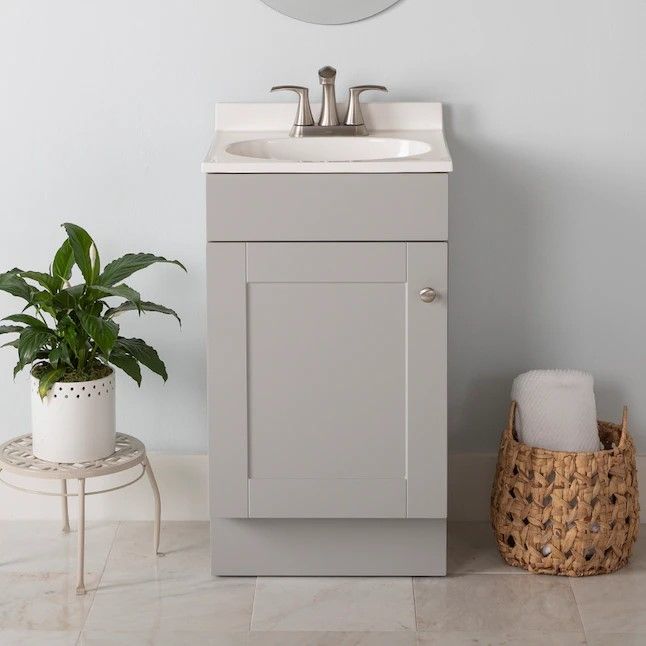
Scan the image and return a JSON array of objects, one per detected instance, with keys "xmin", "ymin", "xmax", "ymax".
[{"xmin": 1, "ymin": 0, "xmax": 645, "ymax": 453}]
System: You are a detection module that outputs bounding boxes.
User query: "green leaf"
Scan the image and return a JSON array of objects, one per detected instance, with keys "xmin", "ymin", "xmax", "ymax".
[
  {"xmin": 30, "ymin": 290, "xmax": 56, "ymax": 316},
  {"xmin": 37, "ymin": 366, "xmax": 66, "ymax": 398},
  {"xmin": 3, "ymin": 314, "xmax": 50, "ymax": 330},
  {"xmin": 47, "ymin": 344, "xmax": 71, "ymax": 370},
  {"xmin": 0, "ymin": 325, "xmax": 24, "ymax": 335},
  {"xmin": 13, "ymin": 360, "xmax": 26, "ymax": 378},
  {"xmin": 62, "ymin": 223, "xmax": 99, "ymax": 284},
  {"xmin": 59, "ymin": 317, "xmax": 80, "ymax": 351},
  {"xmin": 11, "ymin": 269, "xmax": 58, "ymax": 293},
  {"xmin": 109, "ymin": 349, "xmax": 142, "ymax": 386},
  {"xmin": 2, "ymin": 338, "xmax": 20, "ymax": 350},
  {"xmin": 0, "ymin": 272, "xmax": 33, "ymax": 302},
  {"xmin": 52, "ymin": 284, "xmax": 85, "ymax": 310},
  {"xmin": 78, "ymin": 311, "xmax": 118, "ymax": 355},
  {"xmin": 98, "ymin": 253, "xmax": 186, "ymax": 287},
  {"xmin": 93, "ymin": 284, "xmax": 141, "ymax": 305},
  {"xmin": 89, "ymin": 300, "xmax": 104, "ymax": 316},
  {"xmin": 105, "ymin": 300, "xmax": 181, "ymax": 326},
  {"xmin": 52, "ymin": 239, "xmax": 74, "ymax": 287},
  {"xmin": 59, "ymin": 342, "xmax": 71, "ymax": 366},
  {"xmin": 18, "ymin": 328, "xmax": 54, "ymax": 365},
  {"xmin": 49, "ymin": 346, "xmax": 63, "ymax": 368},
  {"xmin": 114, "ymin": 337, "xmax": 167, "ymax": 380}
]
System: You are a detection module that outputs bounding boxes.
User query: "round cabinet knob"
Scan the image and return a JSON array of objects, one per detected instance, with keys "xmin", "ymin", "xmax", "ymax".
[{"xmin": 419, "ymin": 287, "xmax": 437, "ymax": 303}]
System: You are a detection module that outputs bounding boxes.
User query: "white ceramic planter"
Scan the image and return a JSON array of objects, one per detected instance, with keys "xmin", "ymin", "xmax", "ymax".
[{"xmin": 31, "ymin": 371, "xmax": 116, "ymax": 463}]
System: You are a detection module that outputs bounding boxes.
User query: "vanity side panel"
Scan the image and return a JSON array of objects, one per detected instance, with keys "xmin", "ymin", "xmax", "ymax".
[
  {"xmin": 207, "ymin": 174, "xmax": 448, "ymax": 241},
  {"xmin": 207, "ymin": 243, "xmax": 249, "ymax": 518}
]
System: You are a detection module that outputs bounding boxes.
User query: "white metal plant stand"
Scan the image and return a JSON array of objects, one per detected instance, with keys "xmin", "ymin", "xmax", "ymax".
[{"xmin": 0, "ymin": 432, "xmax": 161, "ymax": 595}]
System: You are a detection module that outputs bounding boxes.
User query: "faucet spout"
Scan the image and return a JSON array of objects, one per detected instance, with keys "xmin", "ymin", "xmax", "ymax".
[{"xmin": 318, "ymin": 66, "xmax": 339, "ymax": 127}]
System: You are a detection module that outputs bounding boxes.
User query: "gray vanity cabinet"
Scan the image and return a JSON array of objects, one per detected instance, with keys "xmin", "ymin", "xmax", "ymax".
[{"xmin": 207, "ymin": 173, "xmax": 448, "ymax": 575}]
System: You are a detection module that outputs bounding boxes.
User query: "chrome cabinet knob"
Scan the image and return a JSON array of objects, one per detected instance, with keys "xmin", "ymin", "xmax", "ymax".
[{"xmin": 419, "ymin": 287, "xmax": 437, "ymax": 303}]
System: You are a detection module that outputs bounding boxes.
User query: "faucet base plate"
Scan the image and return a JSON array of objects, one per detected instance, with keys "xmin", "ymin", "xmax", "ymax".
[{"xmin": 290, "ymin": 124, "xmax": 369, "ymax": 137}]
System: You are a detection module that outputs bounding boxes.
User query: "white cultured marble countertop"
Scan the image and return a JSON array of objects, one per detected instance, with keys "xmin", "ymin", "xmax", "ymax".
[{"xmin": 202, "ymin": 102, "xmax": 453, "ymax": 174}]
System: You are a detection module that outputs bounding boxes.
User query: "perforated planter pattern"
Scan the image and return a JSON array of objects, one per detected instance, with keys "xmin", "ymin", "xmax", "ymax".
[
  {"xmin": 31, "ymin": 372, "xmax": 116, "ymax": 463},
  {"xmin": 491, "ymin": 402, "xmax": 639, "ymax": 576}
]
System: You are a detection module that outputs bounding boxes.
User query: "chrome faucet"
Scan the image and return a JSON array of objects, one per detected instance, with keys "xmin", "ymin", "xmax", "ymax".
[
  {"xmin": 317, "ymin": 66, "xmax": 340, "ymax": 127},
  {"xmin": 271, "ymin": 66, "xmax": 387, "ymax": 137}
]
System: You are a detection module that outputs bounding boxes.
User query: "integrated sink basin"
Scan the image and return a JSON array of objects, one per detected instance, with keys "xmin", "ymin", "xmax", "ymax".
[
  {"xmin": 202, "ymin": 102, "xmax": 453, "ymax": 173},
  {"xmin": 225, "ymin": 136, "xmax": 431, "ymax": 162}
]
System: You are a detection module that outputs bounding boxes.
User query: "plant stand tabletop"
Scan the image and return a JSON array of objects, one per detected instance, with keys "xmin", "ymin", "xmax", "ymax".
[{"xmin": 0, "ymin": 432, "xmax": 161, "ymax": 595}]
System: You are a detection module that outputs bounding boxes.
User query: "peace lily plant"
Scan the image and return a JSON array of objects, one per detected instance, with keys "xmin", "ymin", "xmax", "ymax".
[{"xmin": 0, "ymin": 223, "xmax": 185, "ymax": 462}]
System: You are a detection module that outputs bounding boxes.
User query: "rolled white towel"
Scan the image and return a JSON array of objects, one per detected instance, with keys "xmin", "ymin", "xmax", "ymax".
[{"xmin": 511, "ymin": 370, "xmax": 601, "ymax": 452}]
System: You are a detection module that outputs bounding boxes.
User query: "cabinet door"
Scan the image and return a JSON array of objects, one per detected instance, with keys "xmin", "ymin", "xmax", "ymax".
[{"xmin": 208, "ymin": 242, "xmax": 446, "ymax": 519}]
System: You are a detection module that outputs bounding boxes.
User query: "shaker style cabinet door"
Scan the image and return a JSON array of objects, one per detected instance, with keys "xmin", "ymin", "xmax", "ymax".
[{"xmin": 207, "ymin": 242, "xmax": 447, "ymax": 519}]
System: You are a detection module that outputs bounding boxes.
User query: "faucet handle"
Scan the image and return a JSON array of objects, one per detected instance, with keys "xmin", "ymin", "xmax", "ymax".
[
  {"xmin": 344, "ymin": 85, "xmax": 388, "ymax": 127},
  {"xmin": 271, "ymin": 86, "xmax": 315, "ymax": 126}
]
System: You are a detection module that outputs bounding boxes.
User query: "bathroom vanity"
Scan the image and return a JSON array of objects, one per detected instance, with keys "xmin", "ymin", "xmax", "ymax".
[{"xmin": 203, "ymin": 100, "xmax": 452, "ymax": 575}]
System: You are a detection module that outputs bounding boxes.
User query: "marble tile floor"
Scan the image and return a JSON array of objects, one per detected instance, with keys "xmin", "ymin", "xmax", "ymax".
[{"xmin": 0, "ymin": 520, "xmax": 642, "ymax": 645}]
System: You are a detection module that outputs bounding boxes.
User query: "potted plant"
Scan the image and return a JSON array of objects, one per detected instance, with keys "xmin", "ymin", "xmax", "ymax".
[{"xmin": 0, "ymin": 223, "xmax": 185, "ymax": 463}]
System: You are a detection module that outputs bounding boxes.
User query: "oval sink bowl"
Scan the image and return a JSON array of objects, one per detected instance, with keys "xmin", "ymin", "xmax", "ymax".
[{"xmin": 225, "ymin": 136, "xmax": 431, "ymax": 162}]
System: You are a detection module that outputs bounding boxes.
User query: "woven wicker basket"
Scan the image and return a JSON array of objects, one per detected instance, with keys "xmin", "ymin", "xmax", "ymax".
[{"xmin": 491, "ymin": 401, "xmax": 639, "ymax": 576}]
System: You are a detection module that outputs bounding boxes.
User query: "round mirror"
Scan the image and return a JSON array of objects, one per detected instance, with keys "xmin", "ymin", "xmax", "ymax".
[{"xmin": 261, "ymin": 0, "xmax": 402, "ymax": 25}]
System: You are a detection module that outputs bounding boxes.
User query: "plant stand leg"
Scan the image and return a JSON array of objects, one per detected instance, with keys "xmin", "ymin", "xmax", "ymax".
[
  {"xmin": 76, "ymin": 478, "xmax": 86, "ymax": 595},
  {"xmin": 144, "ymin": 459, "xmax": 162, "ymax": 555},
  {"xmin": 61, "ymin": 480, "xmax": 70, "ymax": 533}
]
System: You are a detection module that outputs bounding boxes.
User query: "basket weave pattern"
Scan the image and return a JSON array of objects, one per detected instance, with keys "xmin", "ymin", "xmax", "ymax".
[{"xmin": 491, "ymin": 402, "xmax": 639, "ymax": 576}]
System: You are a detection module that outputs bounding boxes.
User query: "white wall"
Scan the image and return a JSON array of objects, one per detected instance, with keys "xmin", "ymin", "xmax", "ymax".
[{"xmin": 1, "ymin": 0, "xmax": 645, "ymax": 454}]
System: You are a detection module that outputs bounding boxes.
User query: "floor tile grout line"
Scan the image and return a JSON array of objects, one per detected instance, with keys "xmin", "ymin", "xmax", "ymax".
[
  {"xmin": 76, "ymin": 520, "xmax": 121, "ymax": 642},
  {"xmin": 460, "ymin": 569, "xmax": 583, "ymax": 579},
  {"xmin": 568, "ymin": 577, "xmax": 589, "ymax": 643},
  {"xmin": 411, "ymin": 576, "xmax": 419, "ymax": 632},
  {"xmin": 249, "ymin": 575, "xmax": 259, "ymax": 632}
]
